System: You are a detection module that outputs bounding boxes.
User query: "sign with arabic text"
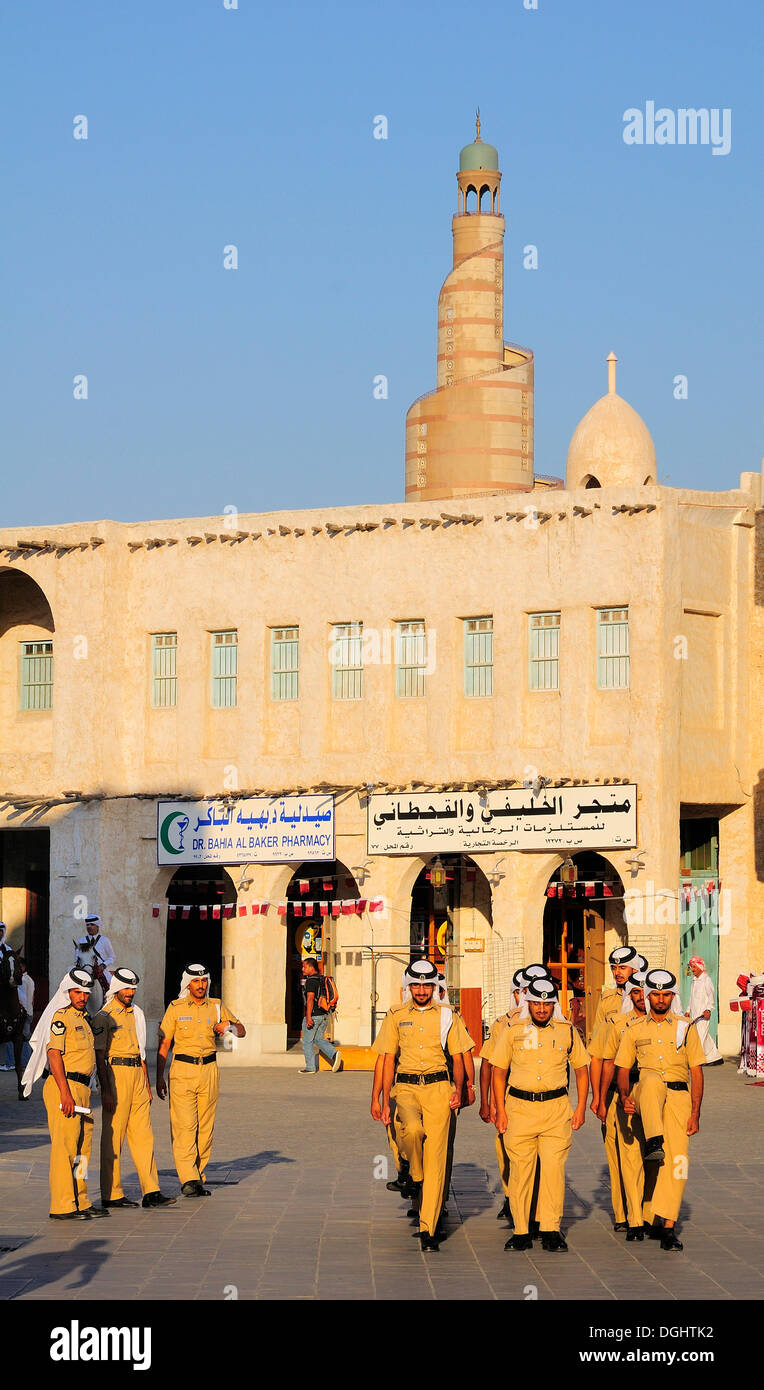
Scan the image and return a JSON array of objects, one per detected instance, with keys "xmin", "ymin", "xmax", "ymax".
[
  {"xmin": 367, "ymin": 786, "xmax": 637, "ymax": 855},
  {"xmin": 157, "ymin": 796, "xmax": 335, "ymax": 866}
]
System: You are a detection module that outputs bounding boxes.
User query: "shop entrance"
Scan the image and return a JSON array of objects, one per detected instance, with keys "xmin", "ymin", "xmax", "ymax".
[
  {"xmin": 0, "ymin": 828, "xmax": 50, "ymax": 1016},
  {"xmin": 409, "ymin": 854, "xmax": 491, "ymax": 1048},
  {"xmin": 163, "ymin": 866, "xmax": 233, "ymax": 1006},
  {"xmin": 543, "ymin": 852, "xmax": 623, "ymax": 1041},
  {"xmin": 283, "ymin": 860, "xmax": 360, "ymax": 1042},
  {"xmin": 679, "ymin": 817, "xmax": 720, "ymax": 1040}
]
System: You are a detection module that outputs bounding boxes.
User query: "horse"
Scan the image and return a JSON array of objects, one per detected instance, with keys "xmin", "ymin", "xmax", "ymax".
[{"xmin": 0, "ymin": 952, "xmax": 27, "ymax": 1101}]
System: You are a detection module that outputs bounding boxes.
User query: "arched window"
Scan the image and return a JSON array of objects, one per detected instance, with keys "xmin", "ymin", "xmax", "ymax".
[{"xmin": 583, "ymin": 475, "xmax": 601, "ymax": 489}]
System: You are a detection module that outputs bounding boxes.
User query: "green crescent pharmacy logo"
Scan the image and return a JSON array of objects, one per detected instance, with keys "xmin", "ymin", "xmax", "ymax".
[{"xmin": 159, "ymin": 811, "xmax": 190, "ymax": 856}]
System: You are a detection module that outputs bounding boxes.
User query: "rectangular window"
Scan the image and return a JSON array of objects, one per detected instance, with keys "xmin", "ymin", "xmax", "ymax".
[
  {"xmin": 271, "ymin": 626, "xmax": 299, "ymax": 701},
  {"xmin": 597, "ymin": 607, "xmax": 629, "ymax": 689},
  {"xmin": 464, "ymin": 617, "xmax": 493, "ymax": 696},
  {"xmin": 211, "ymin": 630, "xmax": 238, "ymax": 708},
  {"xmin": 396, "ymin": 620, "xmax": 427, "ymax": 697},
  {"xmin": 151, "ymin": 633, "xmax": 177, "ymax": 708},
  {"xmin": 331, "ymin": 623, "xmax": 363, "ymax": 700},
  {"xmin": 20, "ymin": 641, "xmax": 53, "ymax": 711},
  {"xmin": 529, "ymin": 612, "xmax": 560, "ymax": 691}
]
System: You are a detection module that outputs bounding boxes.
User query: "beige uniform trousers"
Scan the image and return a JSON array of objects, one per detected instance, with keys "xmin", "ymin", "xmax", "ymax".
[
  {"xmin": 385, "ymin": 1097, "xmax": 403, "ymax": 1172},
  {"xmin": 392, "ymin": 1079, "xmax": 453, "ymax": 1236},
  {"xmin": 507, "ymin": 1094, "xmax": 571, "ymax": 1234},
  {"xmin": 495, "ymin": 1132, "xmax": 511, "ymax": 1197},
  {"xmin": 169, "ymin": 1059, "xmax": 219, "ymax": 1185},
  {"xmin": 100, "ymin": 1065, "xmax": 160, "ymax": 1200},
  {"xmin": 601, "ymin": 1088, "xmax": 645, "ymax": 1227},
  {"xmin": 43, "ymin": 1076, "xmax": 94, "ymax": 1215},
  {"xmin": 632, "ymin": 1075, "xmax": 691, "ymax": 1223}
]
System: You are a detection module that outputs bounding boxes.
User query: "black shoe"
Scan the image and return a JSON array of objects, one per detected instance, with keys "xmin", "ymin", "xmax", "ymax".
[
  {"xmin": 81, "ymin": 1206, "xmax": 110, "ymax": 1218},
  {"xmin": 386, "ymin": 1177, "xmax": 406, "ymax": 1192},
  {"xmin": 644, "ymin": 1136, "xmax": 665, "ymax": 1164},
  {"xmin": 529, "ymin": 1219, "xmax": 540, "ymax": 1238},
  {"xmin": 505, "ymin": 1233, "xmax": 533, "ymax": 1251},
  {"xmin": 142, "ymin": 1191, "xmax": 177, "ymax": 1208},
  {"xmin": 645, "ymin": 1221, "xmax": 663, "ymax": 1240},
  {"xmin": 496, "ymin": 1198, "xmax": 512, "ymax": 1222},
  {"xmin": 401, "ymin": 1176, "xmax": 420, "ymax": 1201},
  {"xmin": 626, "ymin": 1226, "xmax": 644, "ymax": 1242},
  {"xmin": 540, "ymin": 1230, "xmax": 568, "ymax": 1252},
  {"xmin": 613, "ymin": 1221, "xmax": 628, "ymax": 1232},
  {"xmin": 181, "ymin": 1180, "xmax": 210, "ymax": 1197},
  {"xmin": 419, "ymin": 1232, "xmax": 440, "ymax": 1252},
  {"xmin": 50, "ymin": 1210, "xmax": 89, "ymax": 1221},
  {"xmin": 660, "ymin": 1230, "xmax": 683, "ymax": 1251},
  {"xmin": 194, "ymin": 1181, "xmax": 211, "ymax": 1196},
  {"xmin": 103, "ymin": 1196, "xmax": 139, "ymax": 1208}
]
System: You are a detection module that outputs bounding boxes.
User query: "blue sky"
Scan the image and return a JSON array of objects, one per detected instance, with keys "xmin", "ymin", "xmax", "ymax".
[{"xmin": 1, "ymin": 0, "xmax": 761, "ymax": 526}]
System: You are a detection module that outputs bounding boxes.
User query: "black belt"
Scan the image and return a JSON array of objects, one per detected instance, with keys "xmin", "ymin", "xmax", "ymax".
[
  {"xmin": 666, "ymin": 1081, "xmax": 688, "ymax": 1091},
  {"xmin": 174, "ymin": 1053, "xmax": 216, "ymax": 1066},
  {"xmin": 396, "ymin": 1071, "xmax": 449, "ymax": 1086},
  {"xmin": 109, "ymin": 1056, "xmax": 142, "ymax": 1068},
  {"xmin": 508, "ymin": 1085, "xmax": 567, "ymax": 1102},
  {"xmin": 66, "ymin": 1071, "xmax": 92, "ymax": 1086}
]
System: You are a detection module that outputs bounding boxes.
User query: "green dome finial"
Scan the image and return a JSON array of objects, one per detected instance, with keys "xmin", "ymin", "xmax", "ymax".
[{"xmin": 459, "ymin": 111, "xmax": 499, "ymax": 172}]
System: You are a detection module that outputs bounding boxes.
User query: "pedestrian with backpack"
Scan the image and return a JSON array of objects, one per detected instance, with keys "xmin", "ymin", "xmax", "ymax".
[{"xmin": 299, "ymin": 958, "xmax": 342, "ymax": 1074}]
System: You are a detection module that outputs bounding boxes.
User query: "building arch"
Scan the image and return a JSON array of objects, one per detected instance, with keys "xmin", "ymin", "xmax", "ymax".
[
  {"xmin": 163, "ymin": 864, "xmax": 236, "ymax": 1006},
  {"xmin": 583, "ymin": 474, "xmax": 601, "ymax": 489},
  {"xmin": 542, "ymin": 851, "xmax": 625, "ymax": 1040},
  {"xmin": 0, "ymin": 570, "xmax": 55, "ymax": 720},
  {"xmin": 281, "ymin": 857, "xmax": 361, "ymax": 1040}
]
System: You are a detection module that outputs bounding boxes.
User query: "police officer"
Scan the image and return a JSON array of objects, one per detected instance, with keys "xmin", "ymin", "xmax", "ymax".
[
  {"xmin": 492, "ymin": 977, "xmax": 589, "ymax": 1252},
  {"xmin": 592, "ymin": 945, "xmax": 648, "ymax": 1033},
  {"xmin": 373, "ymin": 959, "xmax": 474, "ymax": 1251},
  {"xmin": 73, "ymin": 915, "xmax": 116, "ymax": 1012},
  {"xmin": 615, "ymin": 967, "xmax": 705, "ymax": 1251},
  {"xmin": 156, "ymin": 963, "xmax": 246, "ymax": 1197},
  {"xmin": 479, "ymin": 966, "xmax": 548, "ymax": 1222},
  {"xmin": 590, "ymin": 969, "xmax": 649, "ymax": 1239},
  {"xmin": 21, "ymin": 968, "xmax": 109, "ymax": 1220},
  {"xmin": 94, "ymin": 967, "xmax": 176, "ymax": 1209}
]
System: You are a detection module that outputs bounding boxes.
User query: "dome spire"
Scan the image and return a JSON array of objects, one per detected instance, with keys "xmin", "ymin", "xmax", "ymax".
[
  {"xmin": 475, "ymin": 106, "xmax": 481, "ymax": 140},
  {"xmin": 607, "ymin": 351, "xmax": 618, "ymax": 395}
]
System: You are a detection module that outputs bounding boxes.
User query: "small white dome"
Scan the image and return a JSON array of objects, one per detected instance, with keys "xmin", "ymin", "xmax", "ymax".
[{"xmin": 566, "ymin": 355, "xmax": 656, "ymax": 489}]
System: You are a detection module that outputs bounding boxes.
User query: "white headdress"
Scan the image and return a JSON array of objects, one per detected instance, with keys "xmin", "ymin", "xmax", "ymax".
[
  {"xmin": 21, "ymin": 969, "xmax": 93, "ymax": 1098},
  {"xmin": 518, "ymin": 976, "xmax": 567, "ymax": 1023},
  {"xmin": 179, "ymin": 963, "xmax": 211, "ymax": 999},
  {"xmin": 105, "ymin": 967, "xmax": 147, "ymax": 1060},
  {"xmin": 622, "ymin": 969, "xmax": 648, "ymax": 1014},
  {"xmin": 401, "ymin": 958, "xmax": 439, "ymax": 1003},
  {"xmin": 644, "ymin": 968, "xmax": 685, "ymax": 1044}
]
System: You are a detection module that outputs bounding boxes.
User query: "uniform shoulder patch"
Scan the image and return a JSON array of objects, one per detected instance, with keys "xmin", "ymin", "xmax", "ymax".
[{"xmin": 51, "ymin": 1019, "xmax": 67, "ymax": 1035}]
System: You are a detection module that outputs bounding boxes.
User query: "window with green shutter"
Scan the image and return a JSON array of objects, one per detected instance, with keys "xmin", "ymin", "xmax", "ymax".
[
  {"xmin": 20, "ymin": 641, "xmax": 53, "ymax": 711},
  {"xmin": 151, "ymin": 633, "xmax": 177, "ymax": 708},
  {"xmin": 271, "ymin": 626, "xmax": 299, "ymax": 701},
  {"xmin": 211, "ymin": 630, "xmax": 238, "ymax": 707},
  {"xmin": 464, "ymin": 617, "xmax": 493, "ymax": 696},
  {"xmin": 597, "ymin": 608, "xmax": 629, "ymax": 689},
  {"xmin": 331, "ymin": 623, "xmax": 363, "ymax": 700},
  {"xmin": 396, "ymin": 620, "xmax": 427, "ymax": 697},
  {"xmin": 529, "ymin": 613, "xmax": 560, "ymax": 691}
]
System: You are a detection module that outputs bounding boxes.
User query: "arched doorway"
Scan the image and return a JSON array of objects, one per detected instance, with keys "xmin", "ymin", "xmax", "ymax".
[
  {"xmin": 542, "ymin": 852, "xmax": 624, "ymax": 1041},
  {"xmin": 409, "ymin": 854, "xmax": 492, "ymax": 1046},
  {"xmin": 163, "ymin": 866, "xmax": 235, "ymax": 1006},
  {"xmin": 283, "ymin": 859, "xmax": 360, "ymax": 1042}
]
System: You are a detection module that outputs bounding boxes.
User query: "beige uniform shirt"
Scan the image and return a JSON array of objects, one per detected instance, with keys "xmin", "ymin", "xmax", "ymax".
[
  {"xmin": 588, "ymin": 1010, "xmax": 640, "ymax": 1061},
  {"xmin": 592, "ymin": 987, "xmax": 625, "ymax": 1034},
  {"xmin": 373, "ymin": 1001, "xmax": 474, "ymax": 1074},
  {"xmin": 92, "ymin": 998, "xmax": 142, "ymax": 1058},
  {"xmin": 614, "ymin": 1013, "xmax": 705, "ymax": 1081},
  {"xmin": 47, "ymin": 1005, "xmax": 96, "ymax": 1075},
  {"xmin": 480, "ymin": 1007, "xmax": 521, "ymax": 1065},
  {"xmin": 491, "ymin": 1018, "xmax": 590, "ymax": 1091},
  {"xmin": 159, "ymin": 996, "xmax": 239, "ymax": 1058}
]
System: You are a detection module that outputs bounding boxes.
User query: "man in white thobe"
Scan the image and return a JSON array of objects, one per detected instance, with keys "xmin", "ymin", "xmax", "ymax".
[{"xmin": 686, "ymin": 956, "xmax": 723, "ymax": 1063}]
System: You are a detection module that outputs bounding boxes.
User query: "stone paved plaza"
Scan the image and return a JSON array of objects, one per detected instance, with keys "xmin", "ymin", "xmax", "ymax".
[{"xmin": 1, "ymin": 1061, "xmax": 763, "ymax": 1302}]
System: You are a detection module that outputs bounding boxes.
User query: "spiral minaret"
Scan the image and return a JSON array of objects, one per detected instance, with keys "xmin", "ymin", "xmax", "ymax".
[{"xmin": 405, "ymin": 118, "xmax": 534, "ymax": 501}]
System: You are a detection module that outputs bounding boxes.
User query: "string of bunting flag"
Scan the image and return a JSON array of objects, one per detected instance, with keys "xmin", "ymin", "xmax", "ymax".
[{"xmin": 154, "ymin": 897, "xmax": 387, "ymax": 919}]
